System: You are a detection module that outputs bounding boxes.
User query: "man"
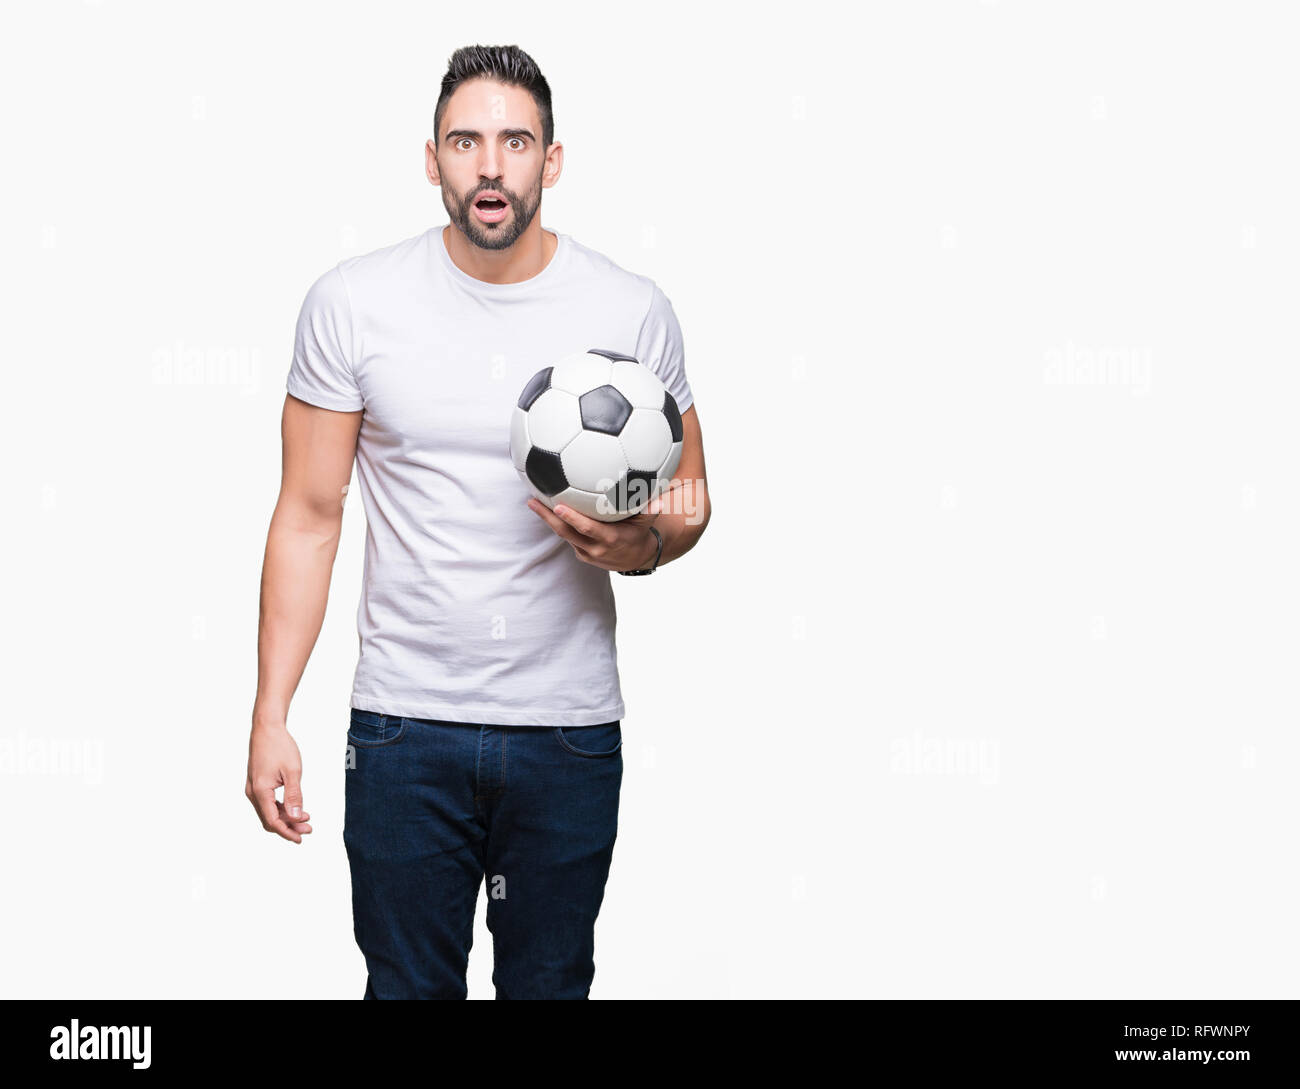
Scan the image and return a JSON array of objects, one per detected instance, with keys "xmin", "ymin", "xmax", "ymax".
[{"xmin": 245, "ymin": 44, "xmax": 711, "ymax": 999}]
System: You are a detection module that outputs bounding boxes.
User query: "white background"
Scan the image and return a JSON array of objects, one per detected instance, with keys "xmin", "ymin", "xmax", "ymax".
[{"xmin": 1, "ymin": 0, "xmax": 1296, "ymax": 999}]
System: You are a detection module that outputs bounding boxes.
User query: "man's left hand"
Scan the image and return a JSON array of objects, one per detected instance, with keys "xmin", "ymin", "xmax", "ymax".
[{"xmin": 527, "ymin": 496, "xmax": 661, "ymax": 572}]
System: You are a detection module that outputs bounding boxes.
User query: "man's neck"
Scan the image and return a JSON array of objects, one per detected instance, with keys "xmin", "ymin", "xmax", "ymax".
[{"xmin": 441, "ymin": 222, "xmax": 557, "ymax": 285}]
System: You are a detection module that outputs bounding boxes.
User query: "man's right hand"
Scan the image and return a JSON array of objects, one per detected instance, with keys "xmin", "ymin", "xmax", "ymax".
[{"xmin": 245, "ymin": 721, "xmax": 313, "ymax": 844}]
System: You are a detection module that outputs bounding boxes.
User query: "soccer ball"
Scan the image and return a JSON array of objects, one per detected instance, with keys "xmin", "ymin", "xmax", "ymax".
[{"xmin": 510, "ymin": 348, "xmax": 684, "ymax": 522}]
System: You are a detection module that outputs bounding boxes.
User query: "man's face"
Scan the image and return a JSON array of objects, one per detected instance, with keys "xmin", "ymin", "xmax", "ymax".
[{"xmin": 430, "ymin": 79, "xmax": 556, "ymax": 251}]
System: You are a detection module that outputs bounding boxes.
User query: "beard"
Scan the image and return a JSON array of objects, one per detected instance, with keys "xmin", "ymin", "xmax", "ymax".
[{"xmin": 442, "ymin": 170, "xmax": 544, "ymax": 251}]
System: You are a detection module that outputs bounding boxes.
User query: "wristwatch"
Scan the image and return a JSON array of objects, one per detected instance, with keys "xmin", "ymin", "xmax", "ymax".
[{"xmin": 618, "ymin": 525, "xmax": 663, "ymax": 576}]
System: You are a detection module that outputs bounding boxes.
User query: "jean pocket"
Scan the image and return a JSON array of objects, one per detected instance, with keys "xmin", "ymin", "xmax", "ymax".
[
  {"xmin": 347, "ymin": 708, "xmax": 408, "ymax": 748},
  {"xmin": 553, "ymin": 720, "xmax": 622, "ymax": 758}
]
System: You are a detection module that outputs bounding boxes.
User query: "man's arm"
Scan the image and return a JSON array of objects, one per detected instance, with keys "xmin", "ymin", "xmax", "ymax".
[
  {"xmin": 641, "ymin": 404, "xmax": 710, "ymax": 566},
  {"xmin": 526, "ymin": 403, "xmax": 711, "ymax": 570},
  {"xmin": 245, "ymin": 394, "xmax": 362, "ymax": 844}
]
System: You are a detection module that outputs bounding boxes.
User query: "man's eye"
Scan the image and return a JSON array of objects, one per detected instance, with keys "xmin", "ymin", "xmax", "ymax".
[
  {"xmin": 457, "ymin": 138, "xmax": 473, "ymax": 150},
  {"xmin": 508, "ymin": 137, "xmax": 523, "ymax": 150}
]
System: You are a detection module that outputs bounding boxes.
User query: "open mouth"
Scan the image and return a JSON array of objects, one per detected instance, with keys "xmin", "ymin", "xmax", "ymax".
[{"xmin": 473, "ymin": 193, "xmax": 510, "ymax": 223}]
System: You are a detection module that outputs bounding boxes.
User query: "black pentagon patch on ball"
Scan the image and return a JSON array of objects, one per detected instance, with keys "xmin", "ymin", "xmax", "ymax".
[
  {"xmin": 613, "ymin": 469, "xmax": 658, "ymax": 513},
  {"xmin": 517, "ymin": 367, "xmax": 552, "ymax": 410},
  {"xmin": 525, "ymin": 448, "xmax": 568, "ymax": 497},
  {"xmin": 587, "ymin": 347, "xmax": 639, "ymax": 364},
  {"xmin": 662, "ymin": 390, "xmax": 683, "ymax": 442},
  {"xmin": 579, "ymin": 384, "xmax": 633, "ymax": 435}
]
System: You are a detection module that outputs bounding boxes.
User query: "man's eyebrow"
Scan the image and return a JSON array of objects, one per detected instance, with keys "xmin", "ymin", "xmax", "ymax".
[{"xmin": 443, "ymin": 128, "xmax": 536, "ymax": 142}]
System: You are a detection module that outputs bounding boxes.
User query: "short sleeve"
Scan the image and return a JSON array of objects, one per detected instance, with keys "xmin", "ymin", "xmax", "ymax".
[
  {"xmin": 285, "ymin": 265, "xmax": 363, "ymax": 411},
  {"xmin": 634, "ymin": 282, "xmax": 694, "ymax": 416}
]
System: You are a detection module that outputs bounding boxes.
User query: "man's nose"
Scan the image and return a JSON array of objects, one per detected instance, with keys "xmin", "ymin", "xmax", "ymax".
[{"xmin": 478, "ymin": 147, "xmax": 503, "ymax": 183}]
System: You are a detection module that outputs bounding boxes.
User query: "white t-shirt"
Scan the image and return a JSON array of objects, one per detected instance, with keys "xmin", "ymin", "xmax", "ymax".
[{"xmin": 285, "ymin": 224, "xmax": 693, "ymax": 727}]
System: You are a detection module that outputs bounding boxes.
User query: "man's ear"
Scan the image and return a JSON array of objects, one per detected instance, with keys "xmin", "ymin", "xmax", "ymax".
[
  {"xmin": 542, "ymin": 141, "xmax": 564, "ymax": 190},
  {"xmin": 425, "ymin": 139, "xmax": 440, "ymax": 187}
]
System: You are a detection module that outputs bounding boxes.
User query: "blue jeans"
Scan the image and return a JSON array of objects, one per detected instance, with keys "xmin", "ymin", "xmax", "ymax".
[{"xmin": 343, "ymin": 708, "xmax": 623, "ymax": 999}]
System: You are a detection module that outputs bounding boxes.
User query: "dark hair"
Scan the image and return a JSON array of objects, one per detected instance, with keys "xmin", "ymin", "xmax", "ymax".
[{"xmin": 433, "ymin": 44, "xmax": 554, "ymax": 149}]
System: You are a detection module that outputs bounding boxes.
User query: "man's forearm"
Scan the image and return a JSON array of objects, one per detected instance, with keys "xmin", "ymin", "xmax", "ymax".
[
  {"xmin": 653, "ymin": 476, "xmax": 711, "ymax": 567},
  {"xmin": 254, "ymin": 512, "xmax": 344, "ymax": 726}
]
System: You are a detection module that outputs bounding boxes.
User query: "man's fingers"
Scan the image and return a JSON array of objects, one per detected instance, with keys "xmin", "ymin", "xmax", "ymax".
[
  {"xmin": 282, "ymin": 768, "xmax": 305, "ymax": 821},
  {"xmin": 246, "ymin": 793, "xmax": 273, "ymax": 833},
  {"xmin": 527, "ymin": 497, "xmax": 593, "ymax": 547},
  {"xmin": 529, "ymin": 497, "xmax": 652, "ymax": 568},
  {"xmin": 253, "ymin": 783, "xmax": 302, "ymax": 843},
  {"xmin": 276, "ymin": 800, "xmax": 312, "ymax": 824},
  {"xmin": 254, "ymin": 786, "xmax": 290, "ymax": 835},
  {"xmin": 550, "ymin": 502, "xmax": 613, "ymax": 544},
  {"xmin": 275, "ymin": 801, "xmax": 313, "ymax": 835},
  {"xmin": 246, "ymin": 781, "xmax": 275, "ymax": 831},
  {"xmin": 571, "ymin": 542, "xmax": 624, "ymax": 572}
]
